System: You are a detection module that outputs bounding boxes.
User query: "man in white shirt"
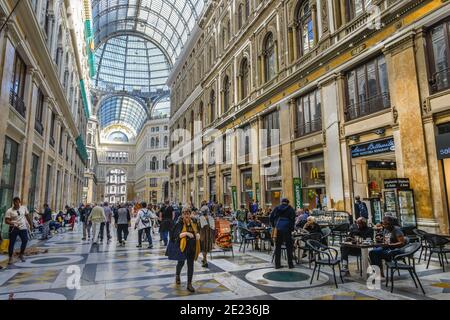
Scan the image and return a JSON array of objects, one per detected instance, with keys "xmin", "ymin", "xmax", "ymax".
[{"xmin": 4, "ymin": 197, "xmax": 30, "ymax": 264}]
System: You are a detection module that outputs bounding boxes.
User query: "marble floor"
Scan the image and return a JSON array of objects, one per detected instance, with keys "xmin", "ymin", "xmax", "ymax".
[{"xmin": 0, "ymin": 225, "xmax": 449, "ymax": 300}]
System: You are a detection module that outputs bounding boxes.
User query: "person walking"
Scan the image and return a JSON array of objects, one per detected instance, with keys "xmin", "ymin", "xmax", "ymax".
[
  {"xmin": 166, "ymin": 207, "xmax": 200, "ymax": 293},
  {"xmin": 80, "ymin": 204, "xmax": 92, "ymax": 240},
  {"xmin": 100, "ymin": 202, "xmax": 113, "ymax": 242},
  {"xmin": 159, "ymin": 200, "xmax": 174, "ymax": 246},
  {"xmin": 5, "ymin": 197, "xmax": 31, "ymax": 264},
  {"xmin": 235, "ymin": 204, "xmax": 248, "ymax": 242},
  {"xmin": 199, "ymin": 205, "xmax": 215, "ymax": 268},
  {"xmin": 65, "ymin": 205, "xmax": 77, "ymax": 231},
  {"xmin": 116, "ymin": 204, "xmax": 131, "ymax": 246},
  {"xmin": 39, "ymin": 204, "xmax": 52, "ymax": 240},
  {"xmin": 270, "ymin": 198, "xmax": 296, "ymax": 269},
  {"xmin": 135, "ymin": 202, "xmax": 153, "ymax": 249},
  {"xmin": 88, "ymin": 205, "xmax": 106, "ymax": 244},
  {"xmin": 354, "ymin": 196, "xmax": 369, "ymax": 219}
]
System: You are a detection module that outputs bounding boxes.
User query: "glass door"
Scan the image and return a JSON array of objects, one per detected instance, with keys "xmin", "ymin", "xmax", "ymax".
[{"xmin": 398, "ymin": 190, "xmax": 417, "ymax": 227}]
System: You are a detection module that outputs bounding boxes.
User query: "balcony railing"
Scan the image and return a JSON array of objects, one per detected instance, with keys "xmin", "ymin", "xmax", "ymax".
[
  {"xmin": 345, "ymin": 92, "xmax": 391, "ymax": 121},
  {"xmin": 35, "ymin": 121, "xmax": 44, "ymax": 136},
  {"xmin": 9, "ymin": 90, "xmax": 26, "ymax": 118},
  {"xmin": 295, "ymin": 118, "xmax": 322, "ymax": 138},
  {"xmin": 430, "ymin": 68, "xmax": 450, "ymax": 93}
]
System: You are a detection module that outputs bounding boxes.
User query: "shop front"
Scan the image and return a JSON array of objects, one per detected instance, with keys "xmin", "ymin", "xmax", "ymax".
[
  {"xmin": 350, "ymin": 136, "xmax": 408, "ymax": 224},
  {"xmin": 299, "ymin": 154, "xmax": 326, "ymax": 210},
  {"xmin": 264, "ymin": 162, "xmax": 282, "ymax": 208},
  {"xmin": 436, "ymin": 123, "xmax": 450, "ymax": 231},
  {"xmin": 241, "ymin": 169, "xmax": 253, "ymax": 207}
]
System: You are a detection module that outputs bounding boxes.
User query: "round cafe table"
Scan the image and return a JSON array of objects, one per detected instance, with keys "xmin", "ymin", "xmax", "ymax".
[{"xmin": 340, "ymin": 241, "xmax": 385, "ymax": 280}]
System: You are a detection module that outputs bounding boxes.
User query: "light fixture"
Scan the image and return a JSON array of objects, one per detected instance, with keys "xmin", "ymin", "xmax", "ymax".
[{"xmin": 381, "ymin": 161, "xmax": 386, "ymax": 165}]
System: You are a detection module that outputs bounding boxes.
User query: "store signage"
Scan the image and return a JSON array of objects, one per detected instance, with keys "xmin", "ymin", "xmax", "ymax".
[
  {"xmin": 231, "ymin": 186, "xmax": 237, "ymax": 211},
  {"xmin": 384, "ymin": 178, "xmax": 410, "ymax": 189},
  {"xmin": 293, "ymin": 178, "xmax": 303, "ymax": 209},
  {"xmin": 311, "ymin": 168, "xmax": 320, "ymax": 179},
  {"xmin": 351, "ymin": 137, "xmax": 395, "ymax": 158},
  {"xmin": 436, "ymin": 132, "xmax": 450, "ymax": 160}
]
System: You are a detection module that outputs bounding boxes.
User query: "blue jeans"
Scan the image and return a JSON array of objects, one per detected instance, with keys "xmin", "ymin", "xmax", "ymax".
[
  {"xmin": 161, "ymin": 231, "xmax": 169, "ymax": 245},
  {"xmin": 369, "ymin": 247, "xmax": 404, "ymax": 268}
]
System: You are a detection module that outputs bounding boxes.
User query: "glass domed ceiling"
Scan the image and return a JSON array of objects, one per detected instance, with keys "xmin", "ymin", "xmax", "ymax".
[
  {"xmin": 98, "ymin": 95, "xmax": 148, "ymax": 136},
  {"xmin": 94, "ymin": 35, "xmax": 171, "ymax": 94}
]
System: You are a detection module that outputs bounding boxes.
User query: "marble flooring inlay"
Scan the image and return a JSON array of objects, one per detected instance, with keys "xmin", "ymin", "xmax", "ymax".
[{"xmin": 0, "ymin": 224, "xmax": 449, "ymax": 300}]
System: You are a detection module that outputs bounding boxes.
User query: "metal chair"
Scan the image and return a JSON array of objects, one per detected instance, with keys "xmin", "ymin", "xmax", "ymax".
[
  {"xmin": 296, "ymin": 232, "xmax": 322, "ymax": 267},
  {"xmin": 330, "ymin": 223, "xmax": 350, "ymax": 245},
  {"xmin": 423, "ymin": 233, "xmax": 450, "ymax": 272},
  {"xmin": 307, "ymin": 239, "xmax": 344, "ymax": 288},
  {"xmin": 413, "ymin": 229, "xmax": 430, "ymax": 263},
  {"xmin": 238, "ymin": 227, "xmax": 257, "ymax": 253},
  {"xmin": 385, "ymin": 242, "xmax": 425, "ymax": 294}
]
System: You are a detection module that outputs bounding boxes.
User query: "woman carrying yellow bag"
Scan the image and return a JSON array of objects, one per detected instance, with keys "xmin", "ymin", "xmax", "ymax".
[{"xmin": 166, "ymin": 207, "xmax": 200, "ymax": 293}]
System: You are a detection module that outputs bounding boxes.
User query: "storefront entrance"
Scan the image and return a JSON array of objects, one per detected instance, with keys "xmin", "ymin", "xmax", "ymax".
[
  {"xmin": 241, "ymin": 169, "xmax": 253, "ymax": 208},
  {"xmin": 436, "ymin": 123, "xmax": 450, "ymax": 232},
  {"xmin": 350, "ymin": 137, "xmax": 397, "ymax": 222},
  {"xmin": 299, "ymin": 154, "xmax": 326, "ymax": 210}
]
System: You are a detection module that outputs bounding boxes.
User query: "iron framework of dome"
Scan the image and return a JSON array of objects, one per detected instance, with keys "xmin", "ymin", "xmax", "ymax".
[{"xmin": 92, "ymin": 0, "xmax": 207, "ymax": 134}]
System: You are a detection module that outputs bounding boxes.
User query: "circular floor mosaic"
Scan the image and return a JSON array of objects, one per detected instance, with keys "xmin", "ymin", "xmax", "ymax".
[
  {"xmin": 245, "ymin": 268, "xmax": 329, "ymax": 288},
  {"xmin": 14, "ymin": 255, "xmax": 84, "ymax": 268}
]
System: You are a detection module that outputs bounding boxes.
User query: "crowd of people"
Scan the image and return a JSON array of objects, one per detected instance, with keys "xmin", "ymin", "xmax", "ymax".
[{"xmin": 1, "ymin": 195, "xmax": 412, "ymax": 288}]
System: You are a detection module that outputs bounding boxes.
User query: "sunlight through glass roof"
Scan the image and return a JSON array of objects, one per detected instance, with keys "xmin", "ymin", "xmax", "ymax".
[
  {"xmin": 92, "ymin": 0, "xmax": 207, "ymax": 63},
  {"xmin": 94, "ymin": 35, "xmax": 171, "ymax": 94},
  {"xmin": 98, "ymin": 95, "xmax": 148, "ymax": 135}
]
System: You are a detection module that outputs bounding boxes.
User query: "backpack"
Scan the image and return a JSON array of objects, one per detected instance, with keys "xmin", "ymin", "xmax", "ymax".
[
  {"xmin": 358, "ymin": 202, "xmax": 368, "ymax": 218},
  {"xmin": 140, "ymin": 209, "xmax": 150, "ymax": 224}
]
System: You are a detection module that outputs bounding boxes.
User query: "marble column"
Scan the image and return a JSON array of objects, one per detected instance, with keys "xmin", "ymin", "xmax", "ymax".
[
  {"xmin": 321, "ymin": 75, "xmax": 345, "ymax": 210},
  {"xmin": 384, "ymin": 33, "xmax": 437, "ymax": 231},
  {"xmin": 0, "ymin": 31, "xmax": 16, "ymax": 180},
  {"xmin": 280, "ymin": 100, "xmax": 294, "ymax": 202},
  {"xmin": 20, "ymin": 69, "xmax": 38, "ymax": 207}
]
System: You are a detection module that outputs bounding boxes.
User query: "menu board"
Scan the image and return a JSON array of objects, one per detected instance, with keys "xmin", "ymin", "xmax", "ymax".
[
  {"xmin": 398, "ymin": 190, "xmax": 416, "ymax": 227},
  {"xmin": 384, "ymin": 190, "xmax": 397, "ymax": 213}
]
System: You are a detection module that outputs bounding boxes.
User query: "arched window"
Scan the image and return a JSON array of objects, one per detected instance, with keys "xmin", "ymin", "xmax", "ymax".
[
  {"xmin": 223, "ymin": 75, "xmax": 230, "ymax": 112},
  {"xmin": 297, "ymin": 1, "xmax": 314, "ymax": 57},
  {"xmin": 238, "ymin": 4, "xmax": 244, "ymax": 30},
  {"xmin": 210, "ymin": 90, "xmax": 216, "ymax": 123},
  {"xmin": 263, "ymin": 33, "xmax": 276, "ymax": 82},
  {"xmin": 240, "ymin": 58, "xmax": 249, "ymax": 100},
  {"xmin": 151, "ymin": 157, "xmax": 158, "ymax": 171},
  {"xmin": 245, "ymin": 0, "xmax": 250, "ymax": 19}
]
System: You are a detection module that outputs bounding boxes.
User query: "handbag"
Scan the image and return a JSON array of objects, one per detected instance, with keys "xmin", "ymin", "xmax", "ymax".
[{"xmin": 166, "ymin": 239, "xmax": 185, "ymax": 261}]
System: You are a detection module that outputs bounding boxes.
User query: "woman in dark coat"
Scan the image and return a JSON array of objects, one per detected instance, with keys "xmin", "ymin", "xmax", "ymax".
[
  {"xmin": 159, "ymin": 200, "xmax": 174, "ymax": 246},
  {"xmin": 166, "ymin": 207, "xmax": 200, "ymax": 293}
]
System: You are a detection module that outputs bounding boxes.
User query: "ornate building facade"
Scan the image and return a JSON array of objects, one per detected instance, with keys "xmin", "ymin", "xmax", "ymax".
[
  {"xmin": 0, "ymin": 0, "xmax": 91, "ymax": 236},
  {"xmin": 169, "ymin": 0, "xmax": 450, "ymax": 234}
]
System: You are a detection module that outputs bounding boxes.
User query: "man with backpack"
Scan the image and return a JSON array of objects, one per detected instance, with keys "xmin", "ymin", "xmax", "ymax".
[
  {"xmin": 270, "ymin": 198, "xmax": 296, "ymax": 269},
  {"xmin": 354, "ymin": 196, "xmax": 369, "ymax": 219},
  {"xmin": 135, "ymin": 202, "xmax": 153, "ymax": 249}
]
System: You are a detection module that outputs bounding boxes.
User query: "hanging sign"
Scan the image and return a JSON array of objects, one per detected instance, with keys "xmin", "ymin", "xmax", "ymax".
[
  {"xmin": 293, "ymin": 178, "xmax": 303, "ymax": 209},
  {"xmin": 231, "ymin": 186, "xmax": 238, "ymax": 211},
  {"xmin": 351, "ymin": 137, "xmax": 395, "ymax": 158}
]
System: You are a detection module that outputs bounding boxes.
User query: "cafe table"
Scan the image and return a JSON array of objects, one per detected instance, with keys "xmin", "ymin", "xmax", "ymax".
[
  {"xmin": 340, "ymin": 241, "xmax": 385, "ymax": 280},
  {"xmin": 250, "ymin": 227, "xmax": 272, "ymax": 251}
]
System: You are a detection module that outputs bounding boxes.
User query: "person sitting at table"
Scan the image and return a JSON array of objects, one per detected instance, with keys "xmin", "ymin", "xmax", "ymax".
[
  {"xmin": 369, "ymin": 216, "xmax": 407, "ymax": 277},
  {"xmin": 303, "ymin": 216, "xmax": 322, "ymax": 234},
  {"xmin": 341, "ymin": 217, "xmax": 374, "ymax": 273},
  {"xmin": 247, "ymin": 215, "xmax": 262, "ymax": 250},
  {"xmin": 295, "ymin": 209, "xmax": 309, "ymax": 229},
  {"xmin": 247, "ymin": 215, "xmax": 262, "ymax": 229}
]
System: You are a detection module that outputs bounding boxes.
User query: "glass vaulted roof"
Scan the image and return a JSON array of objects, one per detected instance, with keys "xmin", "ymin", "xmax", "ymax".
[
  {"xmin": 94, "ymin": 35, "xmax": 171, "ymax": 94},
  {"xmin": 98, "ymin": 96, "xmax": 148, "ymax": 136},
  {"xmin": 92, "ymin": 0, "xmax": 207, "ymax": 63}
]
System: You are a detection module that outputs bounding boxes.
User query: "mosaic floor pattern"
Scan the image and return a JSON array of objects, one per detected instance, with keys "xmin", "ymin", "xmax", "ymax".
[{"xmin": 0, "ymin": 223, "xmax": 449, "ymax": 300}]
